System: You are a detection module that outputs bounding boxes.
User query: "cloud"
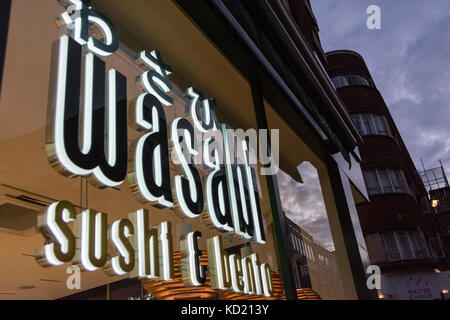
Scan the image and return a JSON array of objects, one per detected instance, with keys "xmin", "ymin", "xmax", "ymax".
[
  {"xmin": 277, "ymin": 162, "xmax": 334, "ymax": 250},
  {"xmin": 311, "ymin": 0, "xmax": 450, "ymax": 175}
]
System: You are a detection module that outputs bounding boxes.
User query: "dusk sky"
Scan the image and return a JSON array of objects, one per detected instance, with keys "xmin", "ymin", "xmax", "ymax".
[
  {"xmin": 311, "ymin": 0, "xmax": 450, "ymax": 173},
  {"xmin": 278, "ymin": 1, "xmax": 450, "ymax": 250}
]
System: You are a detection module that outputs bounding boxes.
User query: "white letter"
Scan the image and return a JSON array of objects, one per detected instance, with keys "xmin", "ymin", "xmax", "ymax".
[
  {"xmin": 66, "ymin": 265, "xmax": 81, "ymax": 290},
  {"xmin": 366, "ymin": 5, "xmax": 381, "ymax": 30}
]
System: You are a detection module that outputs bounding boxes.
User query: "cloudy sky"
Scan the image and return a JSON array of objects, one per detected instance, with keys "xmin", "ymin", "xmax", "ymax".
[
  {"xmin": 278, "ymin": 163, "xmax": 334, "ymax": 250},
  {"xmin": 277, "ymin": 1, "xmax": 450, "ymax": 251},
  {"xmin": 311, "ymin": 0, "xmax": 450, "ymax": 172}
]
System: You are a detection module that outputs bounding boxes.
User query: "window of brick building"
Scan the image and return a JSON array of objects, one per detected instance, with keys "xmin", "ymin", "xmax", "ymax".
[
  {"xmin": 331, "ymin": 73, "xmax": 371, "ymax": 88},
  {"xmin": 382, "ymin": 230, "xmax": 429, "ymax": 262},
  {"xmin": 363, "ymin": 168, "xmax": 410, "ymax": 196},
  {"xmin": 351, "ymin": 113, "xmax": 391, "ymax": 137}
]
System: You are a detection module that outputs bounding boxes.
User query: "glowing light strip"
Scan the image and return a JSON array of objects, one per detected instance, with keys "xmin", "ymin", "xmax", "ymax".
[
  {"xmin": 229, "ymin": 254, "xmax": 243, "ymax": 293},
  {"xmin": 60, "ymin": 12, "xmax": 73, "ymax": 27},
  {"xmin": 222, "ymin": 124, "xmax": 245, "ymax": 237},
  {"xmin": 206, "ymin": 173, "xmax": 228, "ymax": 231},
  {"xmin": 63, "ymin": 1, "xmax": 87, "ymax": 46},
  {"xmin": 135, "ymin": 102, "xmax": 173, "ymax": 207},
  {"xmin": 188, "ymin": 87, "xmax": 215, "ymax": 134},
  {"xmin": 148, "ymin": 230, "xmax": 157, "ymax": 278},
  {"xmin": 241, "ymin": 140, "xmax": 266, "ymax": 244},
  {"xmin": 202, "ymin": 99, "xmax": 212, "ymax": 129},
  {"xmin": 44, "ymin": 203, "xmax": 73, "ymax": 266},
  {"xmin": 251, "ymin": 254, "xmax": 263, "ymax": 295},
  {"xmin": 236, "ymin": 166, "xmax": 251, "ymax": 239},
  {"xmin": 140, "ymin": 51, "xmax": 163, "ymax": 75},
  {"xmin": 141, "ymin": 71, "xmax": 172, "ymax": 107},
  {"xmin": 111, "ymin": 220, "xmax": 131, "ymax": 275},
  {"xmin": 213, "ymin": 236, "xmax": 227, "ymax": 289},
  {"xmin": 159, "ymin": 222, "xmax": 172, "ymax": 280},
  {"xmin": 140, "ymin": 50, "xmax": 172, "ymax": 106},
  {"xmin": 187, "ymin": 232, "xmax": 203, "ymax": 286},
  {"xmin": 136, "ymin": 209, "xmax": 147, "ymax": 278},
  {"xmin": 218, "ymin": 181, "xmax": 227, "ymax": 217},
  {"xmin": 94, "ymin": 213, "xmax": 102, "ymax": 260},
  {"xmin": 55, "ymin": 35, "xmax": 89, "ymax": 176},
  {"xmin": 87, "ymin": 16, "xmax": 114, "ymax": 57},
  {"xmin": 107, "ymin": 69, "xmax": 117, "ymax": 166},
  {"xmin": 54, "ymin": 36, "xmax": 123, "ymax": 187},
  {"xmin": 202, "ymin": 137, "xmax": 217, "ymax": 169},
  {"xmin": 260, "ymin": 263, "xmax": 273, "ymax": 297},
  {"xmin": 172, "ymin": 118, "xmax": 199, "ymax": 218},
  {"xmin": 81, "ymin": 210, "xmax": 101, "ymax": 271},
  {"xmin": 204, "ymin": 138, "xmax": 232, "ymax": 231},
  {"xmin": 241, "ymin": 256, "xmax": 254, "ymax": 295},
  {"xmin": 135, "ymin": 93, "xmax": 152, "ymax": 130},
  {"xmin": 81, "ymin": 53, "xmax": 94, "ymax": 155}
]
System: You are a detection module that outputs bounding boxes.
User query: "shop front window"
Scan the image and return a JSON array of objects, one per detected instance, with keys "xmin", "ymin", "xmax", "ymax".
[
  {"xmin": 0, "ymin": 0, "xmax": 286, "ymax": 300},
  {"xmin": 274, "ymin": 155, "xmax": 354, "ymax": 299}
]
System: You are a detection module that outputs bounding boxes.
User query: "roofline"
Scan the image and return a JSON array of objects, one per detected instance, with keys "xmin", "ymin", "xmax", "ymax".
[{"xmin": 326, "ymin": 49, "xmax": 366, "ymax": 62}]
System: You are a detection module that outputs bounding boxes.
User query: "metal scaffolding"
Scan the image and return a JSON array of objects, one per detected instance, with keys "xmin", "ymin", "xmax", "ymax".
[{"xmin": 419, "ymin": 160, "xmax": 450, "ymax": 192}]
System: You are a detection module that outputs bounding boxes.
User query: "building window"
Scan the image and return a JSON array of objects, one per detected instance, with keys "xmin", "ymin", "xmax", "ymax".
[
  {"xmin": 363, "ymin": 168, "xmax": 410, "ymax": 196},
  {"xmin": 331, "ymin": 75, "xmax": 350, "ymax": 88},
  {"xmin": 351, "ymin": 113, "xmax": 391, "ymax": 136},
  {"xmin": 331, "ymin": 73, "xmax": 371, "ymax": 88},
  {"xmin": 382, "ymin": 230, "xmax": 429, "ymax": 261},
  {"xmin": 428, "ymin": 235, "xmax": 445, "ymax": 258}
]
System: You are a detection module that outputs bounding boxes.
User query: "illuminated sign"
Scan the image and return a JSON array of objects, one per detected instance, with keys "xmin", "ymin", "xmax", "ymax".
[
  {"xmin": 35, "ymin": 200, "xmax": 273, "ymax": 296},
  {"xmin": 38, "ymin": 1, "xmax": 273, "ymax": 297}
]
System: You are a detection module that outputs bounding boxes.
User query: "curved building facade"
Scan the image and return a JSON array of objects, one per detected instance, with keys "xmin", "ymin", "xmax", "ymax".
[{"xmin": 327, "ymin": 50, "xmax": 447, "ymax": 300}]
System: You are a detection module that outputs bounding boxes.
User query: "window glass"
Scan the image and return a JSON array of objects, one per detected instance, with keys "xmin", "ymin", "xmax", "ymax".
[
  {"xmin": 0, "ymin": 0, "xmax": 287, "ymax": 300},
  {"xmin": 363, "ymin": 169, "xmax": 410, "ymax": 196},
  {"xmin": 363, "ymin": 170, "xmax": 381, "ymax": 195},
  {"xmin": 383, "ymin": 232, "xmax": 401, "ymax": 261},
  {"xmin": 374, "ymin": 115, "xmax": 387, "ymax": 135},
  {"xmin": 390, "ymin": 170, "xmax": 404, "ymax": 193},
  {"xmin": 330, "ymin": 74, "xmax": 371, "ymax": 88},
  {"xmin": 397, "ymin": 231, "xmax": 414, "ymax": 260},
  {"xmin": 362, "ymin": 114, "xmax": 376, "ymax": 135},
  {"xmin": 351, "ymin": 113, "xmax": 390, "ymax": 137},
  {"xmin": 276, "ymin": 161, "xmax": 349, "ymax": 299},
  {"xmin": 351, "ymin": 114, "xmax": 364, "ymax": 134},
  {"xmin": 331, "ymin": 75, "xmax": 349, "ymax": 88},
  {"xmin": 383, "ymin": 230, "xmax": 430, "ymax": 262},
  {"xmin": 378, "ymin": 170, "xmax": 394, "ymax": 193},
  {"xmin": 408, "ymin": 230, "xmax": 425, "ymax": 259},
  {"xmin": 350, "ymin": 74, "xmax": 370, "ymax": 86}
]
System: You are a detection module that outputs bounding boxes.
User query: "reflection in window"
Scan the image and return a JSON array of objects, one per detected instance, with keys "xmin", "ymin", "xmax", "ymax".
[
  {"xmin": 277, "ymin": 162, "xmax": 345, "ymax": 299},
  {"xmin": 381, "ymin": 230, "xmax": 429, "ymax": 261},
  {"xmin": 351, "ymin": 113, "xmax": 390, "ymax": 136},
  {"xmin": 278, "ymin": 162, "xmax": 333, "ymax": 249},
  {"xmin": 363, "ymin": 168, "xmax": 410, "ymax": 196},
  {"xmin": 331, "ymin": 73, "xmax": 371, "ymax": 88}
]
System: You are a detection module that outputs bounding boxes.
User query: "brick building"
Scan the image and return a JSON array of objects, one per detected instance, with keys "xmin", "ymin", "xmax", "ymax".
[{"xmin": 326, "ymin": 50, "xmax": 449, "ymax": 299}]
